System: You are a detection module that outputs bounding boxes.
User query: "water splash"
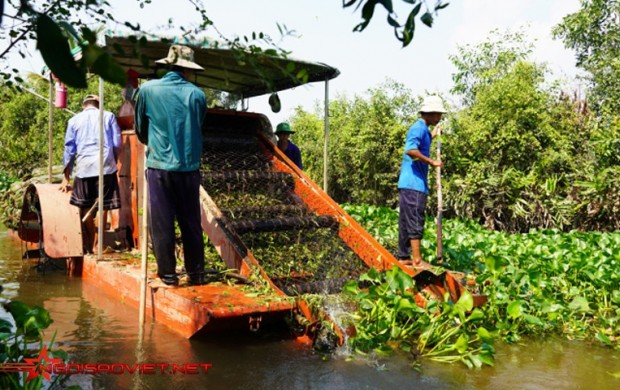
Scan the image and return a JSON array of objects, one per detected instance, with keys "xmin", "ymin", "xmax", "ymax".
[{"xmin": 315, "ymin": 293, "xmax": 357, "ymax": 356}]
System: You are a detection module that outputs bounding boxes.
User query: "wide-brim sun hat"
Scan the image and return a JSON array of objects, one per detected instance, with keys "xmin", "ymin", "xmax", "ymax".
[
  {"xmin": 419, "ymin": 95, "xmax": 447, "ymax": 113},
  {"xmin": 155, "ymin": 45, "xmax": 204, "ymax": 71},
  {"xmin": 275, "ymin": 122, "xmax": 295, "ymax": 134}
]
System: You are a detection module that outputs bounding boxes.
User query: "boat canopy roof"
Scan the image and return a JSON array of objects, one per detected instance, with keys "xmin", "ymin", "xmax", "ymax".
[{"xmin": 102, "ymin": 34, "xmax": 340, "ymax": 98}]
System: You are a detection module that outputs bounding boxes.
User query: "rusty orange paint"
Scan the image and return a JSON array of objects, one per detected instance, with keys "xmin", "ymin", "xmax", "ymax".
[
  {"xmin": 18, "ymin": 184, "xmax": 83, "ymax": 258},
  {"xmin": 257, "ymin": 132, "xmax": 485, "ymax": 309},
  {"xmin": 295, "ymin": 335, "xmax": 314, "ymax": 346},
  {"xmin": 21, "ymin": 108, "xmax": 484, "ymax": 340},
  {"xmin": 110, "ymin": 121, "xmax": 301, "ymax": 337},
  {"xmin": 82, "ymin": 255, "xmax": 295, "ymax": 338},
  {"xmin": 120, "ymin": 131, "xmax": 145, "ymax": 249}
]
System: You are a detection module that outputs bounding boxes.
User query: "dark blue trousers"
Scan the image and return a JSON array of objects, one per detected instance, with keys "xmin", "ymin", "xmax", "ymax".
[
  {"xmin": 146, "ymin": 168, "xmax": 204, "ymax": 284},
  {"xmin": 397, "ymin": 189, "xmax": 427, "ymax": 259}
]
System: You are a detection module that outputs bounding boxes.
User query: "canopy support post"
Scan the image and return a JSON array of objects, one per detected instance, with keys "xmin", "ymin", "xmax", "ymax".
[
  {"xmin": 323, "ymin": 77, "xmax": 330, "ymax": 194},
  {"xmin": 48, "ymin": 74, "xmax": 53, "ymax": 183}
]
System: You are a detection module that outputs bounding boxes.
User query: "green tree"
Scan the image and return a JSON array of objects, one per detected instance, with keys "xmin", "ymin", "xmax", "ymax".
[
  {"xmin": 446, "ymin": 32, "xmax": 589, "ymax": 231},
  {"xmin": 450, "ymin": 29, "xmax": 534, "ymax": 106},
  {"xmin": 292, "ymin": 79, "xmax": 419, "ymax": 206},
  {"xmin": 551, "ymin": 1, "xmax": 620, "ymax": 231},
  {"xmin": 552, "ymin": 0, "xmax": 620, "ymax": 113}
]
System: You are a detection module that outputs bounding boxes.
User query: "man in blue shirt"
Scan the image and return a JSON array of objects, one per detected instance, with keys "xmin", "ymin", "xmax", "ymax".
[
  {"xmin": 397, "ymin": 96, "xmax": 445, "ymax": 268},
  {"xmin": 135, "ymin": 45, "xmax": 207, "ymax": 287},
  {"xmin": 60, "ymin": 94, "xmax": 122, "ymax": 254},
  {"xmin": 275, "ymin": 122, "xmax": 303, "ymax": 169}
]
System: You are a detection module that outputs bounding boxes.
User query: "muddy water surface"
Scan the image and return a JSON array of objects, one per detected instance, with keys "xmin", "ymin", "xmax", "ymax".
[{"xmin": 1, "ymin": 228, "xmax": 618, "ymax": 389}]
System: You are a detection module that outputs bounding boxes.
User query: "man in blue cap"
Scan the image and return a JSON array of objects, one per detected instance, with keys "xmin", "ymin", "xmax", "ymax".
[{"xmin": 275, "ymin": 122, "xmax": 303, "ymax": 169}]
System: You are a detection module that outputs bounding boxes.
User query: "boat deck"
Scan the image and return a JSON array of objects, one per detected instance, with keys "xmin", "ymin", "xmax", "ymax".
[{"xmin": 81, "ymin": 254, "xmax": 296, "ymax": 338}]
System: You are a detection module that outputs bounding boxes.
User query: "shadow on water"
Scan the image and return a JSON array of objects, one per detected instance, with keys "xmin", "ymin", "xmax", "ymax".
[{"xmin": 1, "ymin": 228, "xmax": 619, "ymax": 389}]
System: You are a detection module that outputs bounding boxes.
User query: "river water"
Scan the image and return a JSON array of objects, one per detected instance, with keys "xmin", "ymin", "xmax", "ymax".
[{"xmin": 1, "ymin": 228, "xmax": 618, "ymax": 390}]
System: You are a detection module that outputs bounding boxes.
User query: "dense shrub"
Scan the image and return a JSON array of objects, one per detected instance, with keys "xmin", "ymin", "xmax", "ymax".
[{"xmin": 293, "ymin": 79, "xmax": 420, "ymax": 207}]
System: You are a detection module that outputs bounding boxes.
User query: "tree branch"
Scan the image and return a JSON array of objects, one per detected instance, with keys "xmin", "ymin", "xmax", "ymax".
[{"xmin": 0, "ymin": 0, "xmax": 63, "ymax": 60}]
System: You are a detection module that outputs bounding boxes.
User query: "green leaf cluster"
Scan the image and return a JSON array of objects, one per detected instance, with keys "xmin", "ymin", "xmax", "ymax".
[
  {"xmin": 293, "ymin": 79, "xmax": 419, "ymax": 207},
  {"xmin": 0, "ymin": 299, "xmax": 68, "ymax": 389},
  {"xmin": 343, "ymin": 266, "xmax": 496, "ymax": 368},
  {"xmin": 446, "ymin": 28, "xmax": 620, "ymax": 232},
  {"xmin": 343, "ymin": 0, "xmax": 449, "ymax": 47},
  {"xmin": 0, "ymin": 171, "xmax": 17, "ymax": 192},
  {"xmin": 342, "ymin": 204, "xmax": 399, "ymax": 253},
  {"xmin": 344, "ymin": 205, "xmax": 620, "ymax": 351},
  {"xmin": 449, "ymin": 29, "xmax": 533, "ymax": 106},
  {"xmin": 553, "ymin": 0, "xmax": 620, "ymax": 113}
]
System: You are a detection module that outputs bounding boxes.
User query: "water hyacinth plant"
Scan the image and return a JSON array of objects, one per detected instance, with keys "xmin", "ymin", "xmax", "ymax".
[
  {"xmin": 342, "ymin": 266, "xmax": 496, "ymax": 368},
  {"xmin": 0, "ymin": 299, "xmax": 69, "ymax": 389},
  {"xmin": 341, "ymin": 204, "xmax": 620, "ymax": 365}
]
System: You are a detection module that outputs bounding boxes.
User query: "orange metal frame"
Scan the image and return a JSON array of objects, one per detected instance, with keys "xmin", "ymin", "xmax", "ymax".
[
  {"xmin": 18, "ymin": 108, "xmax": 485, "ymax": 340},
  {"xmin": 81, "ymin": 256, "xmax": 295, "ymax": 338},
  {"xmin": 256, "ymin": 132, "xmax": 486, "ymax": 307}
]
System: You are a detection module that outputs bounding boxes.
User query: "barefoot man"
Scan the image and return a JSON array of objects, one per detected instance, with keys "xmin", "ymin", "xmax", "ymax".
[{"xmin": 397, "ymin": 95, "xmax": 445, "ymax": 268}]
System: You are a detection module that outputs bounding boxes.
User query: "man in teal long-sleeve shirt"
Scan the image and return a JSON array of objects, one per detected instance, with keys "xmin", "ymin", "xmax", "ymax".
[{"xmin": 135, "ymin": 45, "xmax": 207, "ymax": 287}]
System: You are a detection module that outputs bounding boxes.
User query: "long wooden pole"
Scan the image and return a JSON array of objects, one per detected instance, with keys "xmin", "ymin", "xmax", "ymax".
[
  {"xmin": 435, "ymin": 126, "xmax": 443, "ymax": 262},
  {"xmin": 323, "ymin": 78, "xmax": 329, "ymax": 194},
  {"xmin": 97, "ymin": 78, "xmax": 105, "ymax": 261},
  {"xmin": 139, "ymin": 153, "xmax": 149, "ymax": 327},
  {"xmin": 48, "ymin": 75, "xmax": 53, "ymax": 183}
]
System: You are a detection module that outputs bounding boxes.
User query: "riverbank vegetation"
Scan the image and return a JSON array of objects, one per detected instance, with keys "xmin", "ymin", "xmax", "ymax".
[
  {"xmin": 293, "ymin": 24, "xmax": 619, "ymax": 234},
  {"xmin": 291, "ymin": 5, "xmax": 620, "ymax": 365}
]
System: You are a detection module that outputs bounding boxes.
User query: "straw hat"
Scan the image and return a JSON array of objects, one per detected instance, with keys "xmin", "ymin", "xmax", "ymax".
[
  {"xmin": 419, "ymin": 96, "xmax": 446, "ymax": 113},
  {"xmin": 82, "ymin": 94, "xmax": 100, "ymax": 105},
  {"xmin": 155, "ymin": 45, "xmax": 204, "ymax": 71}
]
